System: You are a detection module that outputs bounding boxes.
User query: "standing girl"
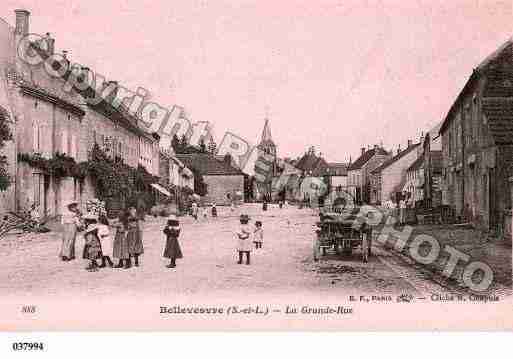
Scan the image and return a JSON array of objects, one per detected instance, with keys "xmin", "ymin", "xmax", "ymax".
[
  {"xmin": 253, "ymin": 221, "xmax": 264, "ymax": 249},
  {"xmin": 113, "ymin": 213, "xmax": 130, "ymax": 269},
  {"xmin": 97, "ymin": 215, "xmax": 114, "ymax": 268},
  {"xmin": 236, "ymin": 214, "xmax": 252, "ymax": 265},
  {"xmin": 82, "ymin": 213, "xmax": 102, "ymax": 272},
  {"xmin": 126, "ymin": 206, "xmax": 144, "ymax": 267},
  {"xmin": 163, "ymin": 215, "xmax": 183, "ymax": 268},
  {"xmin": 60, "ymin": 200, "xmax": 81, "ymax": 261}
]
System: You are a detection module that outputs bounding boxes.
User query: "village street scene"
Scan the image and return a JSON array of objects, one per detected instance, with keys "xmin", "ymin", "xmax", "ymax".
[{"xmin": 0, "ymin": 4, "xmax": 512, "ymax": 303}]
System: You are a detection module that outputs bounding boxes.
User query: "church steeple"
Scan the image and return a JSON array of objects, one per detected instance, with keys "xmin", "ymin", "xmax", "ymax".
[{"xmin": 259, "ymin": 118, "xmax": 275, "ymax": 147}]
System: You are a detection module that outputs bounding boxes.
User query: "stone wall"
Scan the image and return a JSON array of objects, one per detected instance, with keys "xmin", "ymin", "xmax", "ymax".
[{"xmin": 203, "ymin": 175, "xmax": 244, "ymax": 206}]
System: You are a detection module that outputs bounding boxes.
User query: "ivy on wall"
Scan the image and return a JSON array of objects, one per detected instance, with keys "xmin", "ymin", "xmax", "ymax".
[
  {"xmin": 18, "ymin": 144, "xmax": 158, "ymax": 200},
  {"xmin": 0, "ymin": 110, "xmax": 12, "ymax": 191}
]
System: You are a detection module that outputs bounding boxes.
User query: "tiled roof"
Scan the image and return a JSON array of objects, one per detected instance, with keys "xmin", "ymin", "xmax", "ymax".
[
  {"xmin": 482, "ymin": 98, "xmax": 513, "ymax": 145},
  {"xmin": 327, "ymin": 162, "xmax": 348, "ymax": 176},
  {"xmin": 295, "ymin": 153, "xmax": 329, "ymax": 176},
  {"xmin": 30, "ymin": 42, "xmax": 146, "ymax": 138},
  {"xmin": 348, "ymin": 147, "xmax": 389, "ymax": 171},
  {"xmin": 20, "ymin": 84, "xmax": 85, "ymax": 117},
  {"xmin": 371, "ymin": 143, "xmax": 420, "ymax": 174},
  {"xmin": 440, "ymin": 39, "xmax": 513, "ymax": 135},
  {"xmin": 176, "ymin": 154, "xmax": 244, "ymax": 176},
  {"xmin": 407, "ymin": 155, "xmax": 424, "ymax": 172}
]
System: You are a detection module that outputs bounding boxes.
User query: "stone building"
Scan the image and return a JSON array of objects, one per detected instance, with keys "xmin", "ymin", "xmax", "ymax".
[
  {"xmin": 347, "ymin": 145, "xmax": 390, "ymax": 204},
  {"xmin": 177, "ymin": 153, "xmax": 244, "ymax": 205},
  {"xmin": 0, "ymin": 10, "xmax": 88, "ymax": 216},
  {"xmin": 405, "ymin": 155, "xmax": 424, "ymax": 205},
  {"xmin": 0, "ymin": 9, "xmax": 161, "ymax": 217},
  {"xmin": 439, "ymin": 38, "xmax": 513, "ymax": 235},
  {"xmin": 370, "ymin": 141, "xmax": 420, "ymax": 205},
  {"xmin": 326, "ymin": 163, "xmax": 348, "ymax": 190}
]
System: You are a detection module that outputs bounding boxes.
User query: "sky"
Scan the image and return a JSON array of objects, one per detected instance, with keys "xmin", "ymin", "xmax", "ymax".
[{"xmin": 2, "ymin": 0, "xmax": 513, "ymax": 162}]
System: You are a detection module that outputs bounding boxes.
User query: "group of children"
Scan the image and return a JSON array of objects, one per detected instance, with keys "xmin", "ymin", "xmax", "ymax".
[
  {"xmin": 81, "ymin": 206, "xmax": 144, "ymax": 272},
  {"xmin": 78, "ymin": 205, "xmax": 266, "ymax": 271}
]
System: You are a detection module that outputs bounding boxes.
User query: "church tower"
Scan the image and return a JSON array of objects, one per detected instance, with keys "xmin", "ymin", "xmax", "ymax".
[
  {"xmin": 256, "ymin": 118, "xmax": 277, "ymax": 201},
  {"xmin": 258, "ymin": 118, "xmax": 277, "ymax": 173}
]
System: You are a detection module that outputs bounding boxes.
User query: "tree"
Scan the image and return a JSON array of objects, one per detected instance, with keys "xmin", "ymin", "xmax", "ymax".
[
  {"xmin": 207, "ymin": 137, "xmax": 217, "ymax": 154},
  {"xmin": 171, "ymin": 134, "xmax": 180, "ymax": 153},
  {"xmin": 0, "ymin": 110, "xmax": 12, "ymax": 191},
  {"xmin": 199, "ymin": 138, "xmax": 207, "ymax": 153},
  {"xmin": 178, "ymin": 134, "xmax": 188, "ymax": 153}
]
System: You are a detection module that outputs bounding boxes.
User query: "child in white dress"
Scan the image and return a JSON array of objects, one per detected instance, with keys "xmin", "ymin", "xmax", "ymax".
[
  {"xmin": 236, "ymin": 214, "xmax": 252, "ymax": 265},
  {"xmin": 97, "ymin": 215, "xmax": 114, "ymax": 268}
]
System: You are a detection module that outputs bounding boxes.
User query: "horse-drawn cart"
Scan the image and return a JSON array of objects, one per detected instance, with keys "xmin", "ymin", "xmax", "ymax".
[{"xmin": 313, "ymin": 208, "xmax": 372, "ymax": 263}]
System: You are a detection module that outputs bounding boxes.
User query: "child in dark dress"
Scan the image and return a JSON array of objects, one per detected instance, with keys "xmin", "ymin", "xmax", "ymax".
[
  {"xmin": 82, "ymin": 213, "xmax": 103, "ymax": 272},
  {"xmin": 163, "ymin": 215, "xmax": 183, "ymax": 268}
]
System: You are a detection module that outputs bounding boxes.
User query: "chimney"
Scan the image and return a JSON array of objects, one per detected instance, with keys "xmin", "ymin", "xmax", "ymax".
[
  {"xmin": 407, "ymin": 139, "xmax": 412, "ymax": 148},
  {"xmin": 361, "ymin": 147, "xmax": 366, "ymax": 156},
  {"xmin": 14, "ymin": 9, "xmax": 30, "ymax": 36},
  {"xmin": 397, "ymin": 144, "xmax": 401, "ymax": 155},
  {"xmin": 45, "ymin": 33, "xmax": 55, "ymax": 54},
  {"xmin": 374, "ymin": 144, "xmax": 379, "ymax": 150}
]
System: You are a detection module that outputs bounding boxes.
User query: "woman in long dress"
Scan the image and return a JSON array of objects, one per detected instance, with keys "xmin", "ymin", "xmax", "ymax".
[
  {"xmin": 113, "ymin": 212, "xmax": 130, "ymax": 269},
  {"xmin": 163, "ymin": 215, "xmax": 183, "ymax": 268},
  {"xmin": 126, "ymin": 206, "xmax": 144, "ymax": 267},
  {"xmin": 59, "ymin": 200, "xmax": 81, "ymax": 261}
]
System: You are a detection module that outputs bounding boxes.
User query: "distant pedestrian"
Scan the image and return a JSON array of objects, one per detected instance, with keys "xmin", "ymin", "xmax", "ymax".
[
  {"xmin": 279, "ymin": 200, "xmax": 283, "ymax": 209},
  {"xmin": 253, "ymin": 220, "xmax": 263, "ymax": 249},
  {"xmin": 126, "ymin": 206, "xmax": 144, "ymax": 267},
  {"xmin": 202, "ymin": 206, "xmax": 208, "ymax": 220},
  {"xmin": 163, "ymin": 215, "xmax": 183, "ymax": 269},
  {"xmin": 191, "ymin": 202, "xmax": 198, "ymax": 220},
  {"xmin": 59, "ymin": 200, "xmax": 81, "ymax": 261},
  {"xmin": 236, "ymin": 214, "xmax": 252, "ymax": 265},
  {"xmin": 262, "ymin": 200, "xmax": 268, "ymax": 211},
  {"xmin": 82, "ymin": 213, "xmax": 102, "ymax": 272},
  {"xmin": 211, "ymin": 202, "xmax": 218, "ymax": 218},
  {"xmin": 97, "ymin": 215, "xmax": 114, "ymax": 268},
  {"xmin": 113, "ymin": 213, "xmax": 130, "ymax": 269},
  {"xmin": 399, "ymin": 198, "xmax": 406, "ymax": 225}
]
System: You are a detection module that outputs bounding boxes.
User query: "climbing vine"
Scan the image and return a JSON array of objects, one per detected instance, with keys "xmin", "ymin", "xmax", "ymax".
[
  {"xmin": 18, "ymin": 144, "xmax": 158, "ymax": 200},
  {"xmin": 0, "ymin": 110, "xmax": 12, "ymax": 191}
]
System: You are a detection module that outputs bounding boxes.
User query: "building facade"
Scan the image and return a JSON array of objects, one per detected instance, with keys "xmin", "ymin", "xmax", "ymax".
[
  {"xmin": 370, "ymin": 141, "xmax": 420, "ymax": 205},
  {"xmin": 177, "ymin": 153, "xmax": 244, "ymax": 205},
  {"xmin": 440, "ymin": 38, "xmax": 513, "ymax": 234},
  {"xmin": 347, "ymin": 145, "xmax": 390, "ymax": 204}
]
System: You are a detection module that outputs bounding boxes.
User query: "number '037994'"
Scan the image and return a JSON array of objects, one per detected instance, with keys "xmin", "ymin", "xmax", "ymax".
[{"xmin": 12, "ymin": 342, "xmax": 45, "ymax": 351}]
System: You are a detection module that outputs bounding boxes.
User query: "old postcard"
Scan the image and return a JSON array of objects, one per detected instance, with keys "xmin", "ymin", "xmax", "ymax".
[{"xmin": 0, "ymin": 0, "xmax": 512, "ymax": 333}]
